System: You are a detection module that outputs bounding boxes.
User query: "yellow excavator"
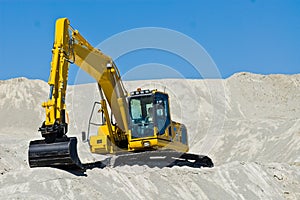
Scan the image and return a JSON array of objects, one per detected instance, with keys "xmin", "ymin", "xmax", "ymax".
[{"xmin": 28, "ymin": 18, "xmax": 213, "ymax": 169}]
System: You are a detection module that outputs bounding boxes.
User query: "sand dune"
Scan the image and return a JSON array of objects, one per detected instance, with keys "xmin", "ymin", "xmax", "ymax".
[{"xmin": 0, "ymin": 73, "xmax": 299, "ymax": 199}]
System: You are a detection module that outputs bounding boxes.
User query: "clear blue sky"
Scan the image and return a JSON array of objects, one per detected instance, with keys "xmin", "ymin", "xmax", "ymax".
[{"xmin": 0, "ymin": 0, "xmax": 299, "ymax": 83}]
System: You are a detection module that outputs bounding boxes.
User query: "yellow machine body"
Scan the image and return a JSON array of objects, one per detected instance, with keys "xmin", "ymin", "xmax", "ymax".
[
  {"xmin": 29, "ymin": 18, "xmax": 193, "ymax": 170},
  {"xmin": 89, "ymin": 89, "xmax": 189, "ymax": 154}
]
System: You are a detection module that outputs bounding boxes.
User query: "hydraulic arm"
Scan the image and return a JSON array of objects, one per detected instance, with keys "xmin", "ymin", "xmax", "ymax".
[
  {"xmin": 42, "ymin": 18, "xmax": 129, "ymax": 139},
  {"xmin": 29, "ymin": 18, "xmax": 129, "ymax": 169}
]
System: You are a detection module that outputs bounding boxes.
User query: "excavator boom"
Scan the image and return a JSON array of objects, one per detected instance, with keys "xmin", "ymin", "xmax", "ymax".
[{"xmin": 29, "ymin": 18, "xmax": 130, "ymax": 169}]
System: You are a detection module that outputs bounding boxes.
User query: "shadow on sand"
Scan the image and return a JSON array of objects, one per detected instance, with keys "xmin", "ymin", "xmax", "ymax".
[{"xmin": 58, "ymin": 152, "xmax": 214, "ymax": 176}]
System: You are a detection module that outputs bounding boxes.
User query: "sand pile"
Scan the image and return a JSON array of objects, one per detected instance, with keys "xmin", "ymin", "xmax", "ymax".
[{"xmin": 0, "ymin": 73, "xmax": 299, "ymax": 199}]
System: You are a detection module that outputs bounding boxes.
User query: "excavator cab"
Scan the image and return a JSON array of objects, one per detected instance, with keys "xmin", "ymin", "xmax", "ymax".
[{"xmin": 128, "ymin": 89, "xmax": 170, "ymax": 139}]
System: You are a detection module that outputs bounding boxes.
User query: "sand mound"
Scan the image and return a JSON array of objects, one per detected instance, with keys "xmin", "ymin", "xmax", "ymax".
[{"xmin": 0, "ymin": 73, "xmax": 299, "ymax": 199}]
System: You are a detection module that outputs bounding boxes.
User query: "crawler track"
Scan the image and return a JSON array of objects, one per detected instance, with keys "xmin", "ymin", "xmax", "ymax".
[
  {"xmin": 29, "ymin": 139, "xmax": 213, "ymax": 171},
  {"xmin": 107, "ymin": 150, "xmax": 214, "ymax": 168}
]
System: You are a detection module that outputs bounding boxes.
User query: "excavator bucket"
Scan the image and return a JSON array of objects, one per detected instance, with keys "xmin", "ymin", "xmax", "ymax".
[{"xmin": 28, "ymin": 137, "xmax": 83, "ymax": 169}]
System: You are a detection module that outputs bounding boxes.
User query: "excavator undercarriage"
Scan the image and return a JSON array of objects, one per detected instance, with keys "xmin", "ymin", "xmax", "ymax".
[{"xmin": 29, "ymin": 142, "xmax": 213, "ymax": 170}]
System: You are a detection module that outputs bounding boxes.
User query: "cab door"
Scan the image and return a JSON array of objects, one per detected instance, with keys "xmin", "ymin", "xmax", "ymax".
[{"xmin": 153, "ymin": 93, "xmax": 171, "ymax": 135}]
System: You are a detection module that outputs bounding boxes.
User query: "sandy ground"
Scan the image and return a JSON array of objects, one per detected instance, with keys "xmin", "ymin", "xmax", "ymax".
[{"xmin": 0, "ymin": 72, "xmax": 299, "ymax": 199}]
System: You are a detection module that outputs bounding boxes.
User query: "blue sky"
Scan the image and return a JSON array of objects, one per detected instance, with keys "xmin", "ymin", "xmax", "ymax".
[{"xmin": 0, "ymin": 0, "xmax": 299, "ymax": 83}]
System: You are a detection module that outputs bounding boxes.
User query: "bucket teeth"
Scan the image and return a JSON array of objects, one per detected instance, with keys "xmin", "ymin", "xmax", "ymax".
[{"xmin": 28, "ymin": 137, "xmax": 83, "ymax": 169}]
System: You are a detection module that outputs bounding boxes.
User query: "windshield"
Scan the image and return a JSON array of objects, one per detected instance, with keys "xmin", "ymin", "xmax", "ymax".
[
  {"xmin": 129, "ymin": 95, "xmax": 154, "ymax": 138},
  {"xmin": 129, "ymin": 95, "xmax": 153, "ymax": 123}
]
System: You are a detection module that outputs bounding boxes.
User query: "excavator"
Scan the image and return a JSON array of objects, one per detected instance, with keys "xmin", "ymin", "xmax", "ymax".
[{"xmin": 28, "ymin": 18, "xmax": 213, "ymax": 170}]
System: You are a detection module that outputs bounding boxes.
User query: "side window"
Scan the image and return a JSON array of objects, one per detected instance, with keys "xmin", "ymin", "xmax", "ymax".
[{"xmin": 156, "ymin": 104, "xmax": 165, "ymax": 117}]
